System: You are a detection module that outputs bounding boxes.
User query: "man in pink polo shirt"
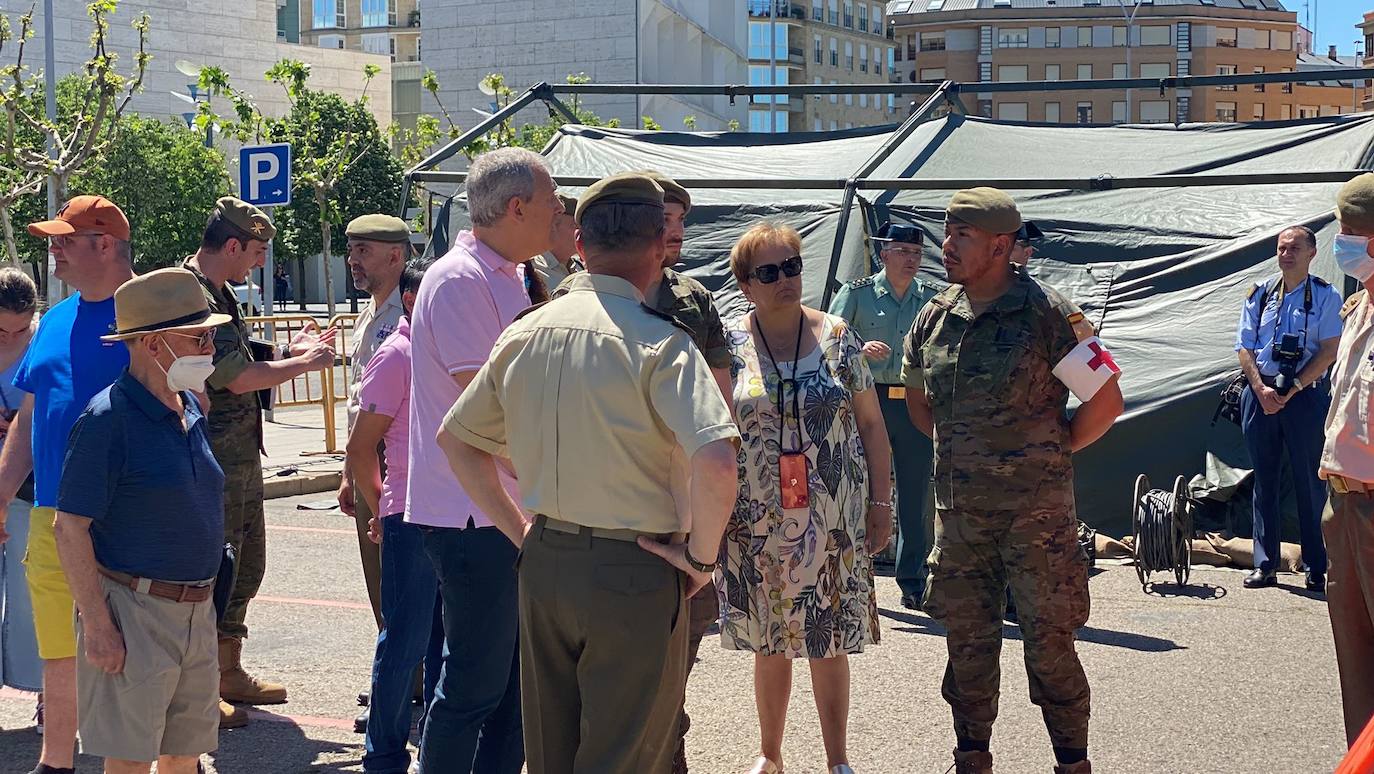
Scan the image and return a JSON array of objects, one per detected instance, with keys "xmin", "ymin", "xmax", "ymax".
[{"xmin": 404, "ymin": 146, "xmax": 560, "ymax": 773}]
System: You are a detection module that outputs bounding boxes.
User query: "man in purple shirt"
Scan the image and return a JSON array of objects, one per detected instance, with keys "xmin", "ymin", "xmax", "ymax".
[{"xmin": 405, "ymin": 147, "xmax": 561, "ymax": 773}]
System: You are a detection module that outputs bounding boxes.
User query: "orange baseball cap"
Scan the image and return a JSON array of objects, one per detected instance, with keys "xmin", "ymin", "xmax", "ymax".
[{"xmin": 28, "ymin": 195, "xmax": 130, "ymax": 241}]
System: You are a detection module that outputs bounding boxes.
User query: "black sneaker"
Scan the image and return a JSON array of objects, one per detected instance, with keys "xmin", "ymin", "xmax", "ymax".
[
  {"xmin": 29, "ymin": 765, "xmax": 75, "ymax": 774},
  {"xmin": 354, "ymin": 705, "xmax": 370, "ymax": 734},
  {"xmin": 900, "ymin": 593, "xmax": 922, "ymax": 611},
  {"xmin": 1306, "ymin": 571, "xmax": 1326, "ymax": 592}
]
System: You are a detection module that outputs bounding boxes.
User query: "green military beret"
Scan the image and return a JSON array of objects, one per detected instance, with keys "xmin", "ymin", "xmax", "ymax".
[
  {"xmin": 639, "ymin": 170, "xmax": 691, "ymax": 214},
  {"xmin": 945, "ymin": 187, "xmax": 1022, "ymax": 235},
  {"xmin": 1337, "ymin": 173, "xmax": 1374, "ymax": 234},
  {"xmin": 575, "ymin": 173, "xmax": 665, "ymax": 224},
  {"xmin": 556, "ymin": 193, "xmax": 579, "ymax": 215},
  {"xmin": 345, "ymin": 213, "xmax": 411, "ymax": 244},
  {"xmin": 215, "ymin": 196, "xmax": 276, "ymax": 241}
]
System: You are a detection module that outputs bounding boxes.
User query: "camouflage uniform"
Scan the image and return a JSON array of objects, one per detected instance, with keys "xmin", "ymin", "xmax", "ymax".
[
  {"xmin": 901, "ymin": 268, "xmax": 1091, "ymax": 750},
  {"xmin": 185, "ymin": 262, "xmax": 267, "ymax": 640}
]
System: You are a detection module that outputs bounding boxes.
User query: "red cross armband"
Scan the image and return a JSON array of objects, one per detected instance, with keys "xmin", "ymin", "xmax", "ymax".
[{"xmin": 1052, "ymin": 336, "xmax": 1121, "ymax": 401}]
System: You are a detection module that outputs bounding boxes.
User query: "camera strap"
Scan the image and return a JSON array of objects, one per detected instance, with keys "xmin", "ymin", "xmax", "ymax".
[{"xmin": 1263, "ymin": 276, "xmax": 1313, "ymax": 351}]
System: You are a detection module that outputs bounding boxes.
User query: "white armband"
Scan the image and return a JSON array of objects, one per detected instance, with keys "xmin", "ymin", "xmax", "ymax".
[{"xmin": 1052, "ymin": 336, "xmax": 1120, "ymax": 401}]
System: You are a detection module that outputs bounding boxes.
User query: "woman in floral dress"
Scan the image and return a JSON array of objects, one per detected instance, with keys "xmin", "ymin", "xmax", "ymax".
[{"xmin": 716, "ymin": 222, "xmax": 893, "ymax": 774}]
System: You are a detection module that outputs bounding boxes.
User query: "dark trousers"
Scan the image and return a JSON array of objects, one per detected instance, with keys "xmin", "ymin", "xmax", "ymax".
[
  {"xmin": 675, "ymin": 582, "xmax": 720, "ymax": 772},
  {"xmin": 363, "ymin": 515, "xmax": 445, "ymax": 774},
  {"xmin": 1240, "ymin": 382, "xmax": 1330, "ymax": 575},
  {"xmin": 878, "ymin": 388, "xmax": 935, "ymax": 599},
  {"xmin": 520, "ymin": 517, "xmax": 687, "ymax": 774},
  {"xmin": 418, "ymin": 523, "xmax": 524, "ymax": 774},
  {"xmin": 1324, "ymin": 490, "xmax": 1374, "ymax": 746}
]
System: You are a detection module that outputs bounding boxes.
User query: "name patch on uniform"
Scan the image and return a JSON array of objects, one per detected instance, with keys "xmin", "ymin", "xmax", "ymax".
[{"xmin": 1052, "ymin": 336, "xmax": 1120, "ymax": 401}]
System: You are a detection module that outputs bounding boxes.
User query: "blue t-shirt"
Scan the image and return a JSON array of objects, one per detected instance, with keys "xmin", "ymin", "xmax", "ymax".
[
  {"xmin": 13, "ymin": 294, "xmax": 128, "ymax": 507},
  {"xmin": 56, "ymin": 372, "xmax": 225, "ymax": 582}
]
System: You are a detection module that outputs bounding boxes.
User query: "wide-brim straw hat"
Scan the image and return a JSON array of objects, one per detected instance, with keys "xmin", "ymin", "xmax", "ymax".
[{"xmin": 101, "ymin": 267, "xmax": 232, "ymax": 342}]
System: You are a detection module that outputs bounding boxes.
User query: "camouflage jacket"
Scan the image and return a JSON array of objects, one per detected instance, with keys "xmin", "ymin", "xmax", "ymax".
[
  {"xmin": 184, "ymin": 260, "xmax": 263, "ymax": 464},
  {"xmin": 901, "ymin": 269, "xmax": 1083, "ymax": 512}
]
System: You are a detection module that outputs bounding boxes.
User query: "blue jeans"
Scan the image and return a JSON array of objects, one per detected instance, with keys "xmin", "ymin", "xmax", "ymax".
[
  {"xmin": 418, "ymin": 523, "xmax": 523, "ymax": 774},
  {"xmin": 363, "ymin": 515, "xmax": 445, "ymax": 774},
  {"xmin": 1, "ymin": 499, "xmax": 40, "ymax": 691}
]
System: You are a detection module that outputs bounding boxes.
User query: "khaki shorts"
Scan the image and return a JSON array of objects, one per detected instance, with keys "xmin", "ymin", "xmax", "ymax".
[
  {"xmin": 22, "ymin": 507, "xmax": 76, "ymax": 660},
  {"xmin": 76, "ymin": 576, "xmax": 218, "ymax": 762}
]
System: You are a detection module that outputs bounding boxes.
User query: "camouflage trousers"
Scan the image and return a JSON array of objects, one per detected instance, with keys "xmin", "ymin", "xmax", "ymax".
[
  {"xmin": 925, "ymin": 505, "xmax": 1091, "ymax": 749},
  {"xmin": 217, "ymin": 456, "xmax": 266, "ymax": 640}
]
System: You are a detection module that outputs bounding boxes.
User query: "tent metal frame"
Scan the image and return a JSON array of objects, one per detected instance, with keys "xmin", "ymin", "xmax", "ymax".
[{"xmin": 400, "ymin": 68, "xmax": 1374, "ymax": 306}]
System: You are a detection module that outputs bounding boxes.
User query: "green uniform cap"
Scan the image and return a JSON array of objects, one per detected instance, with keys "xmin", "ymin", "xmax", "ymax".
[
  {"xmin": 215, "ymin": 196, "xmax": 276, "ymax": 241},
  {"xmin": 945, "ymin": 187, "xmax": 1022, "ymax": 235},
  {"xmin": 1337, "ymin": 173, "xmax": 1374, "ymax": 234},
  {"xmin": 638, "ymin": 170, "xmax": 691, "ymax": 215},
  {"xmin": 345, "ymin": 213, "xmax": 411, "ymax": 244},
  {"xmin": 575, "ymin": 173, "xmax": 665, "ymax": 224},
  {"xmin": 556, "ymin": 193, "xmax": 579, "ymax": 215}
]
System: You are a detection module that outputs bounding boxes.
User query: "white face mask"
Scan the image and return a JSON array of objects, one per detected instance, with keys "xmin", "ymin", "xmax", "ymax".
[{"xmin": 156, "ymin": 336, "xmax": 216, "ymax": 393}]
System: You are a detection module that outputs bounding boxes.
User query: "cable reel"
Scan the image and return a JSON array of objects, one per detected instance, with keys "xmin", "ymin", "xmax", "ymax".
[{"xmin": 1131, "ymin": 474, "xmax": 1192, "ymax": 590}]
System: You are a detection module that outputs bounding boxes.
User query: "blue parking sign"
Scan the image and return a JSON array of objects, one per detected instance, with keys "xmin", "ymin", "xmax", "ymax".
[{"xmin": 239, "ymin": 143, "xmax": 292, "ymax": 207}]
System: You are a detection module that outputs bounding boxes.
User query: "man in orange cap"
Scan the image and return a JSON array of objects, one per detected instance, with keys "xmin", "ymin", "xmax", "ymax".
[{"xmin": 0, "ymin": 195, "xmax": 135, "ymax": 774}]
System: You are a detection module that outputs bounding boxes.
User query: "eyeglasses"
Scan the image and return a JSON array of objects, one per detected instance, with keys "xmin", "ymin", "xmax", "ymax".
[
  {"xmin": 167, "ymin": 330, "xmax": 216, "ymax": 348},
  {"xmin": 884, "ymin": 245, "xmax": 923, "ymax": 257},
  {"xmin": 750, "ymin": 255, "xmax": 804, "ymax": 284},
  {"xmin": 48, "ymin": 233, "xmax": 101, "ymax": 249}
]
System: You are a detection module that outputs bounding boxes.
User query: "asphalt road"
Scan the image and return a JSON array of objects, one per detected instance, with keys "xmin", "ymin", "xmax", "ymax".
[{"xmin": 0, "ymin": 492, "xmax": 1349, "ymax": 773}]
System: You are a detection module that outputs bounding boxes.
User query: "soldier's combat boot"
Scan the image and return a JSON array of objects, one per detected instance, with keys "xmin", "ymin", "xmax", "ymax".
[
  {"xmin": 950, "ymin": 748, "xmax": 993, "ymax": 774},
  {"xmin": 1053, "ymin": 761, "xmax": 1091, "ymax": 774},
  {"xmin": 218, "ymin": 698, "xmax": 248, "ymax": 729},
  {"xmin": 219, "ymin": 636, "xmax": 288, "ymax": 704}
]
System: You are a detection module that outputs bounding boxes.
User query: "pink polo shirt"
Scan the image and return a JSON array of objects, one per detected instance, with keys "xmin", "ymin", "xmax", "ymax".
[
  {"xmin": 405, "ymin": 230, "xmax": 529, "ymax": 528},
  {"xmin": 357, "ymin": 317, "xmax": 411, "ymax": 518}
]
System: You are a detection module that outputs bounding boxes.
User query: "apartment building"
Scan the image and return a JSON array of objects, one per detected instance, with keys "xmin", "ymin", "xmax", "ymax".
[
  {"xmin": 746, "ymin": 0, "xmax": 899, "ymax": 132},
  {"xmin": 887, "ymin": 0, "xmax": 1351, "ymax": 125},
  {"xmin": 298, "ymin": 0, "xmax": 422, "ymax": 63}
]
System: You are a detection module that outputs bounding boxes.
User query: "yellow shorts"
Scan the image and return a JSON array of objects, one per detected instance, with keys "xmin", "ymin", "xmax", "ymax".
[{"xmin": 22, "ymin": 507, "xmax": 76, "ymax": 660}]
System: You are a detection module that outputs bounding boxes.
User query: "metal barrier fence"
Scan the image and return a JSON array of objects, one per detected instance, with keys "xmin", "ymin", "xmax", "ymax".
[{"xmin": 243, "ymin": 312, "xmax": 360, "ymax": 454}]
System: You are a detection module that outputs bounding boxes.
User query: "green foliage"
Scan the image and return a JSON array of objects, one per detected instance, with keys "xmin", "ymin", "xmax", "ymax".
[
  {"xmin": 641, "ymin": 115, "xmax": 661, "ymax": 131},
  {"xmin": 683, "ymin": 115, "xmax": 697, "ymax": 130}
]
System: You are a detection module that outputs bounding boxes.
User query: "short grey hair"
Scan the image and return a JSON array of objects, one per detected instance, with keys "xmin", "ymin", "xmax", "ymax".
[
  {"xmin": 578, "ymin": 203, "xmax": 665, "ymax": 255},
  {"xmin": 466, "ymin": 147, "xmax": 550, "ymax": 227}
]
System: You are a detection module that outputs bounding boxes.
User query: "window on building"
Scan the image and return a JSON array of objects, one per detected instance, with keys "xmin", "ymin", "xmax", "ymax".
[
  {"xmin": 1216, "ymin": 101, "xmax": 1237, "ymax": 122},
  {"xmin": 1253, "ymin": 66, "xmax": 1265, "ymax": 92},
  {"xmin": 1140, "ymin": 25, "xmax": 1170, "ymax": 45},
  {"xmin": 844, "ymin": 0, "xmax": 854, "ymax": 28},
  {"xmin": 1298, "ymin": 105, "xmax": 1318, "ymax": 118},
  {"xmin": 1113, "ymin": 63, "xmax": 1127, "ymax": 79},
  {"xmin": 1253, "ymin": 103, "xmax": 1265, "ymax": 120},
  {"xmin": 828, "ymin": 0, "xmax": 838, "ymax": 25},
  {"xmin": 1273, "ymin": 30, "xmax": 1292, "ymax": 51},
  {"xmin": 846, "ymin": 91, "xmax": 854, "ymax": 105},
  {"xmin": 920, "ymin": 67, "xmax": 946, "ymax": 81},
  {"xmin": 1254, "ymin": 29, "xmax": 1271, "ymax": 49},
  {"xmin": 858, "ymin": 3, "xmax": 868, "ymax": 32},
  {"xmin": 1113, "ymin": 26, "xmax": 1127, "ymax": 46},
  {"xmin": 1045, "ymin": 102, "xmax": 1061, "ymax": 122},
  {"xmin": 362, "ymin": 32, "xmax": 390, "ymax": 55},
  {"xmin": 860, "ymin": 93, "xmax": 868, "ymax": 107},
  {"xmin": 1046, "ymin": 27, "xmax": 1061, "ymax": 47},
  {"xmin": 1216, "ymin": 64, "xmax": 1237, "ymax": 90},
  {"xmin": 815, "ymin": 117, "xmax": 823, "ymax": 131},
  {"xmin": 1281, "ymin": 66, "xmax": 1293, "ymax": 93},
  {"xmin": 978, "ymin": 100, "xmax": 993, "ymax": 117},
  {"xmin": 1077, "ymin": 101, "xmax": 1093, "ymax": 123},
  {"xmin": 874, "ymin": 48, "xmax": 882, "ymax": 75},
  {"xmin": 317, "ymin": 33, "xmax": 344, "ymax": 48},
  {"xmin": 845, "ymin": 122, "xmax": 854, "ymax": 128},
  {"xmin": 999, "ymin": 28, "xmax": 1029, "ymax": 48},
  {"xmin": 749, "ymin": 22, "xmax": 787, "ymax": 60},
  {"xmin": 920, "ymin": 32, "xmax": 945, "ymax": 51},
  {"xmin": 1176, "ymin": 21, "xmax": 1191, "ymax": 52},
  {"xmin": 831, "ymin": 79, "xmax": 838, "ymax": 103},
  {"xmin": 887, "ymin": 46, "xmax": 895, "ymax": 74},
  {"xmin": 815, "ymin": 35, "xmax": 823, "ymax": 63},
  {"xmin": 1216, "ymin": 27, "xmax": 1237, "ymax": 47},
  {"xmin": 1077, "ymin": 64, "xmax": 1093, "ymax": 80},
  {"xmin": 980, "ymin": 62, "xmax": 992, "ymax": 82},
  {"xmin": 1139, "ymin": 63, "xmax": 1169, "ymax": 79},
  {"xmin": 845, "ymin": 41, "xmax": 854, "ymax": 69},
  {"xmin": 814, "ymin": 0, "xmax": 824, "ymax": 20},
  {"xmin": 831, "ymin": 120, "xmax": 839, "ymax": 130},
  {"xmin": 1139, "ymin": 100, "xmax": 1169, "ymax": 123},
  {"xmin": 360, "ymin": 0, "xmax": 396, "ymax": 27},
  {"xmin": 1177, "ymin": 59, "xmax": 1190, "ymax": 76},
  {"xmin": 1043, "ymin": 64, "xmax": 1060, "ymax": 81},
  {"xmin": 1177, "ymin": 94, "xmax": 1190, "ymax": 121},
  {"xmin": 313, "ymin": 0, "xmax": 344, "ymax": 29},
  {"xmin": 749, "ymin": 111, "xmax": 771, "ymax": 132},
  {"xmin": 813, "ymin": 75, "xmax": 823, "ymax": 100},
  {"xmin": 1280, "ymin": 104, "xmax": 1292, "ymax": 119},
  {"xmin": 749, "ymin": 65, "xmax": 790, "ymax": 103},
  {"xmin": 998, "ymin": 102, "xmax": 1028, "ymax": 121},
  {"xmin": 831, "ymin": 37, "xmax": 839, "ymax": 66},
  {"xmin": 980, "ymin": 25, "xmax": 993, "ymax": 55},
  {"xmin": 906, "ymin": 33, "xmax": 917, "ymax": 59},
  {"xmin": 873, "ymin": 6, "xmax": 883, "ymax": 34},
  {"xmin": 1077, "ymin": 26, "xmax": 1092, "ymax": 47},
  {"xmin": 1112, "ymin": 100, "xmax": 1127, "ymax": 122},
  {"xmin": 998, "ymin": 65, "xmax": 1028, "ymax": 81},
  {"xmin": 860, "ymin": 43, "xmax": 868, "ymax": 72}
]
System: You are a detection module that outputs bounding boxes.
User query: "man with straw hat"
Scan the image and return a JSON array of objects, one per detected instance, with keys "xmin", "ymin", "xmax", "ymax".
[{"xmin": 52, "ymin": 267, "xmax": 231, "ymax": 774}]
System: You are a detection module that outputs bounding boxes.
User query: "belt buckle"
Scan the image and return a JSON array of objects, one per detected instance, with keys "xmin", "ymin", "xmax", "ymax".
[
  {"xmin": 1332, "ymin": 476, "xmax": 1350, "ymax": 495},
  {"xmin": 888, "ymin": 386, "xmax": 906, "ymax": 400}
]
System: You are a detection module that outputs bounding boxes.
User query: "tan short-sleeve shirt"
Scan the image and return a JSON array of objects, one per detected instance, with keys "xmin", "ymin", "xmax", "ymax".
[
  {"xmin": 1322, "ymin": 290, "xmax": 1374, "ymax": 482},
  {"xmin": 443, "ymin": 272, "xmax": 739, "ymax": 533},
  {"xmin": 347, "ymin": 287, "xmax": 405, "ymax": 430}
]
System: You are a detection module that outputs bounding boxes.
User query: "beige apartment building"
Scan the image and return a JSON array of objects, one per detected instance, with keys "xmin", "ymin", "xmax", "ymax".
[
  {"xmin": 299, "ymin": 0, "xmax": 422, "ymax": 63},
  {"xmin": 748, "ymin": 0, "xmax": 900, "ymax": 131},
  {"xmin": 887, "ymin": 0, "xmax": 1358, "ymax": 125}
]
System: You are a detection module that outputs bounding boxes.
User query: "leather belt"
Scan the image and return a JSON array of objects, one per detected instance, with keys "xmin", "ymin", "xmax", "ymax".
[
  {"xmin": 536, "ymin": 515, "xmax": 678, "ymax": 544},
  {"xmin": 98, "ymin": 567, "xmax": 213, "ymax": 603},
  {"xmin": 1328, "ymin": 474, "xmax": 1374, "ymax": 496}
]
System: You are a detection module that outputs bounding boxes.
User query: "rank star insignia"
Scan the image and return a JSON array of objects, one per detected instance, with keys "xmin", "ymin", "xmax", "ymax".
[{"xmin": 251, "ymin": 222, "xmax": 265, "ymax": 235}]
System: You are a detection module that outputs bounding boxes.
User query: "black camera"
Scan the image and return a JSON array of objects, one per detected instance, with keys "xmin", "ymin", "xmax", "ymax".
[{"xmin": 1272, "ymin": 333, "xmax": 1303, "ymax": 396}]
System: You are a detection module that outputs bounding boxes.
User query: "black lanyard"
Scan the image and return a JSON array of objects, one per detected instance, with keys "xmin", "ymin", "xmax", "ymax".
[
  {"xmin": 1262, "ymin": 277, "xmax": 1313, "ymax": 350},
  {"xmin": 754, "ymin": 313, "xmax": 805, "ymax": 455}
]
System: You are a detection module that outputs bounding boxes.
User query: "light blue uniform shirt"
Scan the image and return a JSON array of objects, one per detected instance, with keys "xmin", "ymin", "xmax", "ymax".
[
  {"xmin": 1234, "ymin": 273, "xmax": 1343, "ymax": 377},
  {"xmin": 829, "ymin": 270, "xmax": 936, "ymax": 384}
]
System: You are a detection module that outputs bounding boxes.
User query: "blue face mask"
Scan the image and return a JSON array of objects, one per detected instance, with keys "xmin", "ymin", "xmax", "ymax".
[{"xmin": 1335, "ymin": 234, "xmax": 1374, "ymax": 282}]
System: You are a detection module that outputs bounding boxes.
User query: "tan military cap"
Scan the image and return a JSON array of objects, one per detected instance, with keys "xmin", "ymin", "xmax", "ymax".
[
  {"xmin": 556, "ymin": 193, "xmax": 579, "ymax": 215},
  {"xmin": 345, "ymin": 213, "xmax": 410, "ymax": 243},
  {"xmin": 946, "ymin": 187, "xmax": 1022, "ymax": 235},
  {"xmin": 216, "ymin": 196, "xmax": 276, "ymax": 241},
  {"xmin": 639, "ymin": 170, "xmax": 691, "ymax": 215},
  {"xmin": 1337, "ymin": 173, "xmax": 1374, "ymax": 234},
  {"xmin": 102, "ymin": 268, "xmax": 231, "ymax": 341},
  {"xmin": 574, "ymin": 173, "xmax": 665, "ymax": 224}
]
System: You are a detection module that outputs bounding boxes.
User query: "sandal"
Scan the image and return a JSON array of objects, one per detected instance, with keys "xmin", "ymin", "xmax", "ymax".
[{"xmin": 746, "ymin": 755, "xmax": 783, "ymax": 774}]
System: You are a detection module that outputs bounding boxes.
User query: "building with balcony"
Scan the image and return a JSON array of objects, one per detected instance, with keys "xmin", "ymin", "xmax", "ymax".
[
  {"xmin": 887, "ymin": 0, "xmax": 1356, "ymax": 125},
  {"xmin": 298, "ymin": 0, "xmax": 422, "ymax": 63},
  {"xmin": 747, "ymin": 0, "xmax": 899, "ymax": 131}
]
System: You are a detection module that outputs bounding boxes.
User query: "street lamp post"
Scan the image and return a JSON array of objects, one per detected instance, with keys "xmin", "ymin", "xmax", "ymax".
[{"xmin": 1117, "ymin": 0, "xmax": 1143, "ymax": 124}]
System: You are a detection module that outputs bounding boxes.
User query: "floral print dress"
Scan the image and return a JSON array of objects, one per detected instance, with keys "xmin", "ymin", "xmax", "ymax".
[{"xmin": 716, "ymin": 312, "xmax": 881, "ymax": 659}]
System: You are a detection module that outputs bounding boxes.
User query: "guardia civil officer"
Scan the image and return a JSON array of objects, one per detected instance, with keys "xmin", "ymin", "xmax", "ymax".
[
  {"xmin": 902, "ymin": 188, "xmax": 1123, "ymax": 774},
  {"xmin": 829, "ymin": 221, "xmax": 936, "ymax": 610}
]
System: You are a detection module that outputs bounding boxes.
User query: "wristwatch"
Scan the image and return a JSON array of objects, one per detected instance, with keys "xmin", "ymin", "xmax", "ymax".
[
  {"xmin": 684, "ymin": 546, "xmax": 716, "ymax": 573},
  {"xmin": 1294, "ymin": 376, "xmax": 1305, "ymax": 392}
]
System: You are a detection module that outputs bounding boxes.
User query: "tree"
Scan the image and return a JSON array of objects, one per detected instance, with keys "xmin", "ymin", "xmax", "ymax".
[{"xmin": 0, "ymin": 0, "xmax": 150, "ymax": 271}]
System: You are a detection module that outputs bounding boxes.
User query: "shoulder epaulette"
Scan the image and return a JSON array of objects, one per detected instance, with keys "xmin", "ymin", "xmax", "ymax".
[
  {"xmin": 1341, "ymin": 290, "xmax": 1366, "ymax": 320},
  {"xmin": 1247, "ymin": 282, "xmax": 1267, "ymax": 302},
  {"xmin": 640, "ymin": 303, "xmax": 696, "ymax": 339},
  {"xmin": 1312, "ymin": 275, "xmax": 1331, "ymax": 287},
  {"xmin": 846, "ymin": 275, "xmax": 876, "ymax": 289}
]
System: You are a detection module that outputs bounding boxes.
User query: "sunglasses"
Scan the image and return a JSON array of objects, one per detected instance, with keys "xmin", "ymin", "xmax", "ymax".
[
  {"xmin": 167, "ymin": 330, "xmax": 216, "ymax": 348},
  {"xmin": 750, "ymin": 255, "xmax": 804, "ymax": 284}
]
